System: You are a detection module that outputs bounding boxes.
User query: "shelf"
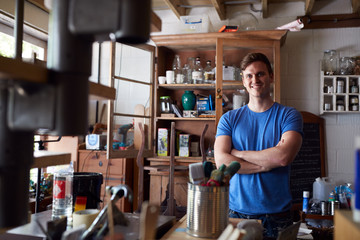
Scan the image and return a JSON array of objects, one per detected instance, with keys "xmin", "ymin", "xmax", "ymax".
[
  {"xmin": 151, "ymin": 31, "xmax": 288, "ymax": 50},
  {"xmin": 147, "ymin": 156, "xmax": 214, "ymax": 163},
  {"xmin": 78, "ymin": 149, "xmax": 153, "ymax": 159},
  {"xmin": 320, "ymin": 71, "xmax": 360, "ymax": 114},
  {"xmin": 0, "ymin": 56, "xmax": 116, "ymax": 101},
  {"xmin": 158, "ymin": 81, "xmax": 243, "ymax": 90},
  {"xmin": 32, "ymin": 151, "xmax": 71, "ymax": 169},
  {"xmin": 156, "ymin": 117, "xmax": 216, "ymax": 121},
  {"xmin": 0, "ymin": 55, "xmax": 47, "ymax": 83}
]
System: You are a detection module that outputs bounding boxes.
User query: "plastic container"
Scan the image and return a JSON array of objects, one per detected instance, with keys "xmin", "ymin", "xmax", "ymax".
[
  {"xmin": 186, "ymin": 183, "xmax": 229, "ymax": 238},
  {"xmin": 313, "ymin": 177, "xmax": 336, "ymax": 201},
  {"xmin": 73, "ymin": 172, "xmax": 103, "ymax": 209}
]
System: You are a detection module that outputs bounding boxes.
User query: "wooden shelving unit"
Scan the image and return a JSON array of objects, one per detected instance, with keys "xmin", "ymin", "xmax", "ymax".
[{"xmin": 320, "ymin": 71, "xmax": 360, "ymax": 114}]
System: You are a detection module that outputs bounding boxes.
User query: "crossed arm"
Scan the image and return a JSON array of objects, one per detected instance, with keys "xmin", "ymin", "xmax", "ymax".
[{"xmin": 214, "ymin": 131, "xmax": 303, "ymax": 174}]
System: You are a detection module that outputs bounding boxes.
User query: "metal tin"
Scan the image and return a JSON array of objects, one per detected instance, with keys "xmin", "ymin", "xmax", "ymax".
[
  {"xmin": 186, "ymin": 183, "xmax": 229, "ymax": 238},
  {"xmin": 330, "ymin": 200, "xmax": 340, "ymax": 215},
  {"xmin": 321, "ymin": 201, "xmax": 328, "ymax": 216}
]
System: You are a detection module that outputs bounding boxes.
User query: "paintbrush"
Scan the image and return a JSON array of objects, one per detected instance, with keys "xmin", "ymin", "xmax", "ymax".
[{"xmin": 189, "ymin": 162, "xmax": 205, "ymax": 185}]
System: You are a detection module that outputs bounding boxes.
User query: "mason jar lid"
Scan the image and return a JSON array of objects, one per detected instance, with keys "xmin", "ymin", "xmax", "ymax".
[{"xmin": 160, "ymin": 96, "xmax": 171, "ymax": 99}]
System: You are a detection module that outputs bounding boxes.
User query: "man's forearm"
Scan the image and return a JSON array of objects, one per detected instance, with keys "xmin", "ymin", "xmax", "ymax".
[
  {"xmin": 231, "ymin": 131, "xmax": 303, "ymax": 169},
  {"xmin": 215, "ymin": 151, "xmax": 269, "ymax": 174},
  {"xmin": 231, "ymin": 147, "xmax": 284, "ymax": 169}
]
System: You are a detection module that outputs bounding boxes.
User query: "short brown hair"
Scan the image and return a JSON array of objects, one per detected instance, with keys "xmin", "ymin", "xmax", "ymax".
[{"xmin": 240, "ymin": 53, "xmax": 273, "ymax": 75}]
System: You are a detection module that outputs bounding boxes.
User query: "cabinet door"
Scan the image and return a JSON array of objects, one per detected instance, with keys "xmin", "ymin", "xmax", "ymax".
[
  {"xmin": 215, "ymin": 38, "xmax": 281, "ymax": 125},
  {"xmin": 106, "ymin": 42, "xmax": 155, "ymax": 159}
]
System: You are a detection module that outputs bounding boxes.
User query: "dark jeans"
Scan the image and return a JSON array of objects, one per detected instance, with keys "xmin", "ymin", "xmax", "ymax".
[{"xmin": 229, "ymin": 209, "xmax": 293, "ymax": 239}]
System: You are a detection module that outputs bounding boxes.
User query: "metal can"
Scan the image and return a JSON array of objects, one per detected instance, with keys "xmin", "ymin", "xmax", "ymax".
[
  {"xmin": 321, "ymin": 201, "xmax": 328, "ymax": 215},
  {"xmin": 330, "ymin": 201, "xmax": 340, "ymax": 215}
]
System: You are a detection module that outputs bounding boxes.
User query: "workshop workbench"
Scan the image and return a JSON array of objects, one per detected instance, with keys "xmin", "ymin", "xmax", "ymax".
[
  {"xmin": 161, "ymin": 215, "xmax": 244, "ymax": 240},
  {"xmin": 2, "ymin": 210, "xmax": 175, "ymax": 240}
]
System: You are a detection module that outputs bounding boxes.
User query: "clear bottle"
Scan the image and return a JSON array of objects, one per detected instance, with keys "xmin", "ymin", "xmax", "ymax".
[
  {"xmin": 192, "ymin": 57, "xmax": 203, "ymax": 84},
  {"xmin": 52, "ymin": 162, "xmax": 74, "ymax": 225},
  {"xmin": 172, "ymin": 55, "xmax": 184, "ymax": 84},
  {"xmin": 187, "ymin": 57, "xmax": 196, "ymax": 83},
  {"xmin": 204, "ymin": 60, "xmax": 215, "ymax": 83}
]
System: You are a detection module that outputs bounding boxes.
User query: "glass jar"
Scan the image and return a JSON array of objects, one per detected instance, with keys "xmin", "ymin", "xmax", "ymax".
[
  {"xmin": 339, "ymin": 57, "xmax": 355, "ymax": 75},
  {"xmin": 336, "ymin": 79, "xmax": 344, "ymax": 93},
  {"xmin": 160, "ymin": 96, "xmax": 172, "ymax": 113},
  {"xmin": 322, "ymin": 50, "xmax": 339, "ymax": 75},
  {"xmin": 336, "ymin": 99, "xmax": 345, "ymax": 111}
]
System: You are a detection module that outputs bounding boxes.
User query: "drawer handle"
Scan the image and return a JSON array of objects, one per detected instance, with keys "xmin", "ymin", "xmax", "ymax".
[{"xmin": 99, "ymin": 160, "xmax": 103, "ymax": 167}]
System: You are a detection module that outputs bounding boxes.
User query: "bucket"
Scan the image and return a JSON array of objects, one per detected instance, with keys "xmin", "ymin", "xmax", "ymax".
[
  {"xmin": 73, "ymin": 172, "xmax": 103, "ymax": 209},
  {"xmin": 313, "ymin": 177, "xmax": 336, "ymax": 201},
  {"xmin": 186, "ymin": 183, "xmax": 229, "ymax": 238}
]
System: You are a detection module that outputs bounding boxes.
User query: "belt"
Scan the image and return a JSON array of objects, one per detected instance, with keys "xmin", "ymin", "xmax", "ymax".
[{"xmin": 266, "ymin": 210, "xmax": 291, "ymax": 218}]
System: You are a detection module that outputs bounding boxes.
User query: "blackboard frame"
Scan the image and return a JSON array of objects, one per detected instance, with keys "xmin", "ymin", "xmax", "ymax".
[{"xmin": 290, "ymin": 111, "xmax": 325, "ymax": 206}]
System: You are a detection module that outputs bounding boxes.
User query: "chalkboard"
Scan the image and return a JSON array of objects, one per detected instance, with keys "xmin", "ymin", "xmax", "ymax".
[{"xmin": 290, "ymin": 112, "xmax": 325, "ymax": 204}]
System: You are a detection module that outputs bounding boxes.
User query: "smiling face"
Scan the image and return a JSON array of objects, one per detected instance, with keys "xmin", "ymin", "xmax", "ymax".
[{"xmin": 242, "ymin": 61, "xmax": 274, "ymax": 99}]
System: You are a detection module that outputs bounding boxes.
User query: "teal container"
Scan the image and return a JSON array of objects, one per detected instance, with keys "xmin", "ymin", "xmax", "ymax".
[{"xmin": 182, "ymin": 90, "xmax": 196, "ymax": 110}]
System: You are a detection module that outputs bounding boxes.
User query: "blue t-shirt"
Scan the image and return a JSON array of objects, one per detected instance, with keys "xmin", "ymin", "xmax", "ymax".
[{"xmin": 216, "ymin": 102, "xmax": 303, "ymax": 215}]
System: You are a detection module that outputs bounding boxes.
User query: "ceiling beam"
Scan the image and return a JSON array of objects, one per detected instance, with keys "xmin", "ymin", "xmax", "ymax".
[
  {"xmin": 298, "ymin": 13, "xmax": 360, "ymax": 29},
  {"xmin": 210, "ymin": 0, "xmax": 226, "ymax": 20},
  {"xmin": 262, "ymin": 0, "xmax": 268, "ymax": 18},
  {"xmin": 352, "ymin": 0, "xmax": 360, "ymax": 14},
  {"xmin": 163, "ymin": 0, "xmax": 187, "ymax": 19},
  {"xmin": 305, "ymin": 0, "xmax": 315, "ymax": 15},
  {"xmin": 151, "ymin": 11, "xmax": 162, "ymax": 32}
]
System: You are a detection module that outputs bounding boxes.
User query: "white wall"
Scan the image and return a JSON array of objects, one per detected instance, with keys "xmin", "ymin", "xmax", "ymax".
[{"xmin": 153, "ymin": 0, "xmax": 360, "ymax": 185}]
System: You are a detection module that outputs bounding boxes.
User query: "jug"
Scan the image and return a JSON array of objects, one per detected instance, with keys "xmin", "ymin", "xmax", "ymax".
[{"xmin": 312, "ymin": 177, "xmax": 336, "ymax": 201}]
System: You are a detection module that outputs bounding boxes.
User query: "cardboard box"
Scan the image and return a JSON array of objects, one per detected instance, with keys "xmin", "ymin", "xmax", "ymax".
[
  {"xmin": 157, "ymin": 128, "xmax": 169, "ymax": 156},
  {"xmin": 197, "ymin": 97, "xmax": 210, "ymax": 114},
  {"xmin": 183, "ymin": 110, "xmax": 197, "ymax": 118},
  {"xmin": 179, "ymin": 134, "xmax": 191, "ymax": 157},
  {"xmin": 86, "ymin": 134, "xmax": 107, "ymax": 150}
]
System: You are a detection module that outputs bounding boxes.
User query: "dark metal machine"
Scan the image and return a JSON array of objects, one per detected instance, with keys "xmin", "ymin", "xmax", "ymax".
[{"xmin": 0, "ymin": 0, "xmax": 150, "ymax": 230}]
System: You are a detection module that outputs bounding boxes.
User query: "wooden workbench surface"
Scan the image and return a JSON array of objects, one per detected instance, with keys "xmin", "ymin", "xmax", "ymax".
[{"xmin": 161, "ymin": 215, "xmax": 243, "ymax": 240}]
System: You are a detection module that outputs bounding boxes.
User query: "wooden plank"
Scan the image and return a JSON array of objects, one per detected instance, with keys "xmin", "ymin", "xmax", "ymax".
[
  {"xmin": 151, "ymin": 11, "xmax": 162, "ymax": 32},
  {"xmin": 334, "ymin": 210, "xmax": 360, "ymax": 240},
  {"xmin": 299, "ymin": 13, "xmax": 360, "ymax": 29},
  {"xmin": 89, "ymin": 82, "xmax": 116, "ymax": 101},
  {"xmin": 163, "ymin": 0, "xmax": 186, "ymax": 19},
  {"xmin": 210, "ymin": 0, "xmax": 226, "ymax": 20},
  {"xmin": 33, "ymin": 151, "xmax": 71, "ymax": 168},
  {"xmin": 151, "ymin": 31, "xmax": 288, "ymax": 48},
  {"xmin": 353, "ymin": 0, "xmax": 360, "ymax": 14},
  {"xmin": 0, "ymin": 56, "xmax": 48, "ymax": 83},
  {"xmin": 305, "ymin": 0, "xmax": 315, "ymax": 15},
  {"xmin": 262, "ymin": 0, "xmax": 268, "ymax": 18},
  {"xmin": 156, "ymin": 117, "xmax": 216, "ymax": 121}
]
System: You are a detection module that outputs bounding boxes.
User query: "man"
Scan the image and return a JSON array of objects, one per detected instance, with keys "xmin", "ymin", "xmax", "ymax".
[{"xmin": 214, "ymin": 52, "xmax": 303, "ymax": 239}]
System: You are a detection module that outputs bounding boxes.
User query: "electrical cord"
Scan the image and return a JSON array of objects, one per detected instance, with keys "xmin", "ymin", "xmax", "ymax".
[{"xmin": 80, "ymin": 150, "xmax": 95, "ymax": 172}]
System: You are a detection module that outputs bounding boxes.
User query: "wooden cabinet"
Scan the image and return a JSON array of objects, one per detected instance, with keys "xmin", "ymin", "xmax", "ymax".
[
  {"xmin": 78, "ymin": 150, "xmax": 133, "ymax": 212},
  {"xmin": 147, "ymin": 31, "xmax": 288, "ymax": 207}
]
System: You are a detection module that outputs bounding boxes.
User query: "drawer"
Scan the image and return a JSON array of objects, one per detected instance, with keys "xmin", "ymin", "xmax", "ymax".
[{"xmin": 78, "ymin": 151, "xmax": 108, "ymax": 174}]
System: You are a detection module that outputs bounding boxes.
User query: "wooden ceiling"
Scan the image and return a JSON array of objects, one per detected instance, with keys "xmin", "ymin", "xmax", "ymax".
[
  {"xmin": 25, "ymin": 0, "xmax": 360, "ymax": 32},
  {"xmin": 152, "ymin": 0, "xmax": 360, "ymax": 19}
]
